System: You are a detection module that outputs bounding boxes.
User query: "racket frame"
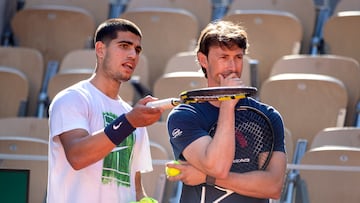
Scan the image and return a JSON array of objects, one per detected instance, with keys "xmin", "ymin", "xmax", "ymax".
[{"xmin": 147, "ymin": 86, "xmax": 257, "ymax": 109}]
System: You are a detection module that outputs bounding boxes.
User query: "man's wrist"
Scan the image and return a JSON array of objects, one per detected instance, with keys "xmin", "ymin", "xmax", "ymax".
[{"xmin": 104, "ymin": 114, "xmax": 135, "ymax": 145}]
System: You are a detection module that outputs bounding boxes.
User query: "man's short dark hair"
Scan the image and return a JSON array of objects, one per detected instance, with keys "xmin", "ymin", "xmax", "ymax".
[{"xmin": 94, "ymin": 18, "xmax": 142, "ymax": 45}]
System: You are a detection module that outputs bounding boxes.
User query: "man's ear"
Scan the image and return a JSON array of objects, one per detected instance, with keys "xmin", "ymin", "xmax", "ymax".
[
  {"xmin": 95, "ymin": 41, "xmax": 105, "ymax": 59},
  {"xmin": 197, "ymin": 52, "xmax": 207, "ymax": 68}
]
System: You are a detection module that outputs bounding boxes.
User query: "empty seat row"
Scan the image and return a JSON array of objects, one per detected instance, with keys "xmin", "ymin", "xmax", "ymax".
[
  {"xmin": 0, "ymin": 117, "xmax": 49, "ymax": 203},
  {"xmin": 283, "ymin": 126, "xmax": 360, "ymax": 203},
  {"xmin": 259, "ymin": 54, "xmax": 360, "ymax": 151},
  {"xmin": 11, "ymin": 4, "xmax": 96, "ymax": 66},
  {"xmin": 0, "ymin": 47, "xmax": 43, "ymax": 117},
  {"xmin": 121, "ymin": 7, "xmax": 360, "ymax": 92},
  {"xmin": 2, "ymin": 4, "xmax": 360, "ymax": 119},
  {"xmin": 270, "ymin": 54, "xmax": 360, "ymax": 127}
]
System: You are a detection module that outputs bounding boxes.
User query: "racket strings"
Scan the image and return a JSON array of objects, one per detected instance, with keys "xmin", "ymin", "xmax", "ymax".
[
  {"xmin": 235, "ymin": 108, "xmax": 274, "ymax": 170},
  {"xmin": 236, "ymin": 115, "xmax": 265, "ymax": 155}
]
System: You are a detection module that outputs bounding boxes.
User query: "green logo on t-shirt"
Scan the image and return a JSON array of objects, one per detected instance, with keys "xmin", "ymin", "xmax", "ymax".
[{"xmin": 101, "ymin": 112, "xmax": 135, "ymax": 187}]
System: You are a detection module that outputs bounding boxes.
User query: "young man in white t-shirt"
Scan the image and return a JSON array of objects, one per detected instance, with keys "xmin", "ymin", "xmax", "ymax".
[{"xmin": 47, "ymin": 18, "xmax": 163, "ymax": 203}]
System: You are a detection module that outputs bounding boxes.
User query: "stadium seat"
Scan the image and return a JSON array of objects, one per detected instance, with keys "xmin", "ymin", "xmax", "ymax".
[
  {"xmin": 47, "ymin": 68, "xmax": 93, "ymax": 101},
  {"xmin": 227, "ymin": 0, "xmax": 315, "ymax": 54},
  {"xmin": 59, "ymin": 49, "xmax": 96, "ymax": 71},
  {"xmin": 334, "ymin": 0, "xmax": 360, "ymax": 14},
  {"xmin": 142, "ymin": 141, "xmax": 169, "ymax": 202},
  {"xmin": 323, "ymin": 11, "xmax": 360, "ymax": 65},
  {"xmin": 310, "ymin": 127, "xmax": 360, "ymax": 149},
  {"xmin": 120, "ymin": 8, "xmax": 199, "ymax": 89},
  {"xmin": 164, "ymin": 51, "xmax": 201, "ymax": 74},
  {"xmin": 23, "ymin": 0, "xmax": 108, "ymax": 26},
  {"xmin": 0, "ymin": 46, "xmax": 44, "ymax": 116},
  {"xmin": 11, "ymin": 5, "xmax": 96, "ymax": 66},
  {"xmin": 259, "ymin": 73, "xmax": 348, "ymax": 149},
  {"xmin": 270, "ymin": 54, "xmax": 360, "ymax": 126},
  {"xmin": 223, "ymin": 10, "xmax": 303, "ymax": 88},
  {"xmin": 147, "ymin": 121, "xmax": 173, "ymax": 158},
  {"xmin": 0, "ymin": 117, "xmax": 49, "ymax": 203},
  {"xmin": 125, "ymin": 0, "xmax": 212, "ymax": 30},
  {"xmin": 152, "ymin": 71, "xmax": 207, "ymax": 121},
  {"xmin": 298, "ymin": 146, "xmax": 360, "ymax": 203},
  {"xmin": 11, "ymin": 5, "xmax": 96, "ymax": 117},
  {"xmin": 0, "ymin": 66, "xmax": 29, "ymax": 118}
]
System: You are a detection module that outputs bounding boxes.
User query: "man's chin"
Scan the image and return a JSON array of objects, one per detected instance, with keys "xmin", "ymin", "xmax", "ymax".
[{"xmin": 118, "ymin": 75, "xmax": 132, "ymax": 83}]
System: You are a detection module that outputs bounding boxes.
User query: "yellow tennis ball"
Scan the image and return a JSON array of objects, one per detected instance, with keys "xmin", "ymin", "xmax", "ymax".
[
  {"xmin": 165, "ymin": 160, "xmax": 181, "ymax": 177},
  {"xmin": 139, "ymin": 197, "xmax": 158, "ymax": 203}
]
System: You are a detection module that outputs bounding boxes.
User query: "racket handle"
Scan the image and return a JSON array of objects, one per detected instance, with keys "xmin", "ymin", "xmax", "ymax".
[{"xmin": 146, "ymin": 98, "xmax": 180, "ymax": 109}]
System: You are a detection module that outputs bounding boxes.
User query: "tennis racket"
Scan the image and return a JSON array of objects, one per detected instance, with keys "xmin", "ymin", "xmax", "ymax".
[
  {"xmin": 146, "ymin": 86, "xmax": 257, "ymax": 109},
  {"xmin": 202, "ymin": 105, "xmax": 275, "ymax": 202},
  {"xmin": 232, "ymin": 105, "xmax": 274, "ymax": 171}
]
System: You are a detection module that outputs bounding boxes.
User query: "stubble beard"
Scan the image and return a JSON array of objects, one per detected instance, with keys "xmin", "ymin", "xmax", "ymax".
[{"xmin": 103, "ymin": 58, "xmax": 132, "ymax": 83}]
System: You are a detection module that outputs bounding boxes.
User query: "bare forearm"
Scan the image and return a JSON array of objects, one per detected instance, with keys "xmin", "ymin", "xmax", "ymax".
[
  {"xmin": 214, "ymin": 152, "xmax": 287, "ymax": 199},
  {"xmin": 61, "ymin": 129, "xmax": 116, "ymax": 170},
  {"xmin": 215, "ymin": 170, "xmax": 282, "ymax": 199},
  {"xmin": 182, "ymin": 75, "xmax": 243, "ymax": 177},
  {"xmin": 203, "ymin": 102, "xmax": 236, "ymax": 175}
]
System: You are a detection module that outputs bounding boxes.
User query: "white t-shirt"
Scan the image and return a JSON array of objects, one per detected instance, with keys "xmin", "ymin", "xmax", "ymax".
[{"xmin": 47, "ymin": 80, "xmax": 152, "ymax": 203}]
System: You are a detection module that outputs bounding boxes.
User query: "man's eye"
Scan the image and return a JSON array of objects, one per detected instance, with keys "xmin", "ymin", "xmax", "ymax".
[
  {"xmin": 135, "ymin": 48, "xmax": 142, "ymax": 54},
  {"xmin": 120, "ymin": 43, "xmax": 129, "ymax": 49}
]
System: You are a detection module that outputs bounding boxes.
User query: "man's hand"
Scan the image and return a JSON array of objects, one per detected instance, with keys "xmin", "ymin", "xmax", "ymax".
[
  {"xmin": 126, "ymin": 95, "xmax": 163, "ymax": 127},
  {"xmin": 218, "ymin": 73, "xmax": 244, "ymax": 107},
  {"xmin": 166, "ymin": 161, "xmax": 206, "ymax": 186},
  {"xmin": 219, "ymin": 73, "xmax": 244, "ymax": 87}
]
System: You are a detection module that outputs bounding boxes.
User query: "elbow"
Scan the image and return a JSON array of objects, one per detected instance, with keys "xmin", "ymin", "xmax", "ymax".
[
  {"xmin": 202, "ymin": 155, "xmax": 233, "ymax": 178},
  {"xmin": 206, "ymin": 164, "xmax": 231, "ymax": 179},
  {"xmin": 68, "ymin": 158, "xmax": 84, "ymax": 170},
  {"xmin": 66, "ymin": 154, "xmax": 87, "ymax": 170},
  {"xmin": 267, "ymin": 180, "xmax": 285, "ymax": 199},
  {"xmin": 269, "ymin": 189, "xmax": 282, "ymax": 200},
  {"xmin": 70, "ymin": 162, "xmax": 84, "ymax": 171}
]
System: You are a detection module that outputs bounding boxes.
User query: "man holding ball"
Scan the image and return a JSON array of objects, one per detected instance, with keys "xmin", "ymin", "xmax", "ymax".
[{"xmin": 165, "ymin": 20, "xmax": 286, "ymax": 203}]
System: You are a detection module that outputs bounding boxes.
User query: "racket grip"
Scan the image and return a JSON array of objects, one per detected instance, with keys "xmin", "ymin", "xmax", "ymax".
[{"xmin": 146, "ymin": 98, "xmax": 180, "ymax": 109}]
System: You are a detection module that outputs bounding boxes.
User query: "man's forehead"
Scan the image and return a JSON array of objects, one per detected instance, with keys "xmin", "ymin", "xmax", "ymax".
[
  {"xmin": 210, "ymin": 45, "xmax": 244, "ymax": 53},
  {"xmin": 114, "ymin": 31, "xmax": 141, "ymax": 43}
]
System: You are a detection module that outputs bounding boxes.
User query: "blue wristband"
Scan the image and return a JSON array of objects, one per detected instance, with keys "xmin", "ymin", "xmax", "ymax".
[{"xmin": 104, "ymin": 114, "xmax": 135, "ymax": 145}]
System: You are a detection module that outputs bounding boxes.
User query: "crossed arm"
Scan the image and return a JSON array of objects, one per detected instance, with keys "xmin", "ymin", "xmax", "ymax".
[{"xmin": 167, "ymin": 136, "xmax": 287, "ymax": 200}]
